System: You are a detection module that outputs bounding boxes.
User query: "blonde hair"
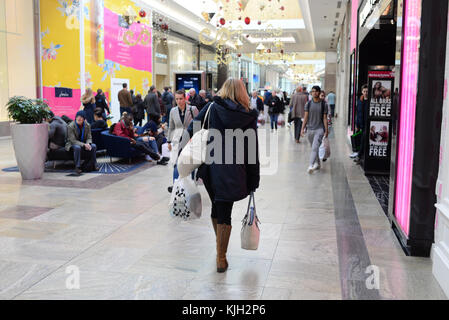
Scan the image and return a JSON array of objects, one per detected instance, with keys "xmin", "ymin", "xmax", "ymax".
[{"xmin": 217, "ymin": 78, "xmax": 250, "ymax": 111}]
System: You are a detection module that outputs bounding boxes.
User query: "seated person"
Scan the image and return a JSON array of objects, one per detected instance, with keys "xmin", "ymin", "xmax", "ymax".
[
  {"xmin": 65, "ymin": 111, "xmax": 99, "ymax": 174},
  {"xmin": 91, "ymin": 108, "xmax": 108, "ymax": 130},
  {"xmin": 112, "ymin": 112, "xmax": 168, "ymax": 165},
  {"xmin": 142, "ymin": 113, "xmax": 167, "ymax": 154},
  {"xmin": 46, "ymin": 111, "xmax": 67, "ymax": 150}
]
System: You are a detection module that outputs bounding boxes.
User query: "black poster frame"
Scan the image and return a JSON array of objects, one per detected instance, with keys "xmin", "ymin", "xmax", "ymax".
[{"xmin": 362, "ymin": 67, "xmax": 394, "ymax": 175}]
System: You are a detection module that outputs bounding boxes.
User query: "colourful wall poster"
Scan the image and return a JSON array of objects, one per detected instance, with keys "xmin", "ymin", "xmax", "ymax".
[
  {"xmin": 40, "ymin": 0, "xmax": 153, "ymax": 120},
  {"xmin": 104, "ymin": 8, "xmax": 152, "ymax": 72}
]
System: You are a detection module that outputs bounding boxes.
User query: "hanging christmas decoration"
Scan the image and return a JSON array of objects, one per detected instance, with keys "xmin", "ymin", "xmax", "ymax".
[
  {"xmin": 244, "ymin": 17, "xmax": 250, "ymax": 25},
  {"xmin": 139, "ymin": 9, "xmax": 146, "ymax": 18}
]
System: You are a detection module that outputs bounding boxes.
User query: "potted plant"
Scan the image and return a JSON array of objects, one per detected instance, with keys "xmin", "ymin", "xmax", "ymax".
[{"xmin": 6, "ymin": 96, "xmax": 51, "ymax": 180}]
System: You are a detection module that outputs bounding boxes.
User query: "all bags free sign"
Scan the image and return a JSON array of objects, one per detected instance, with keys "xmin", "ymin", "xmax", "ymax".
[{"xmin": 362, "ymin": 68, "xmax": 394, "ymax": 175}]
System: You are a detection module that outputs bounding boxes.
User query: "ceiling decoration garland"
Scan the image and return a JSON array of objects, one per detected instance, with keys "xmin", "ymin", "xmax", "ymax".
[{"xmin": 198, "ymin": 0, "xmax": 288, "ymax": 65}]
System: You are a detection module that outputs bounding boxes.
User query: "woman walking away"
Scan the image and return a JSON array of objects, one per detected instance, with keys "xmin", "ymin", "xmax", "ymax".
[
  {"xmin": 132, "ymin": 93, "xmax": 145, "ymax": 127},
  {"xmin": 188, "ymin": 78, "xmax": 260, "ymax": 273},
  {"xmin": 81, "ymin": 88, "xmax": 96, "ymax": 124},
  {"xmin": 166, "ymin": 90, "xmax": 199, "ymax": 193}
]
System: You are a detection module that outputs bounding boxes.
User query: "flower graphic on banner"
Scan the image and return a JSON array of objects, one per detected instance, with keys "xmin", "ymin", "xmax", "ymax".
[
  {"xmin": 143, "ymin": 78, "xmax": 150, "ymax": 92},
  {"xmin": 99, "ymin": 60, "xmax": 121, "ymax": 81},
  {"xmin": 42, "ymin": 43, "xmax": 63, "ymax": 61},
  {"xmin": 57, "ymin": 0, "xmax": 90, "ymax": 29},
  {"xmin": 78, "ymin": 72, "xmax": 94, "ymax": 88}
]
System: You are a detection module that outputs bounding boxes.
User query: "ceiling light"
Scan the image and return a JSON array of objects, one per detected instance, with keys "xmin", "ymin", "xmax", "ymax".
[
  {"xmin": 256, "ymin": 43, "xmax": 266, "ymax": 52},
  {"xmin": 246, "ymin": 36, "xmax": 296, "ymax": 44}
]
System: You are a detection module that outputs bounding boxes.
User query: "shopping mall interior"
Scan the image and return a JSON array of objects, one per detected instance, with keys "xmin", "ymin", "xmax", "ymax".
[{"xmin": 1, "ymin": 0, "xmax": 449, "ymax": 302}]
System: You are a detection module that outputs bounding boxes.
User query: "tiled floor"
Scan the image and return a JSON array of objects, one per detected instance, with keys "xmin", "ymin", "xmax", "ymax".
[
  {"xmin": 366, "ymin": 175, "xmax": 390, "ymax": 216},
  {"xmin": 0, "ymin": 120, "xmax": 446, "ymax": 300}
]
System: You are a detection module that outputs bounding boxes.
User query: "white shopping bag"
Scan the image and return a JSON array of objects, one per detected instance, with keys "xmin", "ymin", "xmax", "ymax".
[
  {"xmin": 319, "ymin": 137, "xmax": 331, "ymax": 160},
  {"xmin": 161, "ymin": 142, "xmax": 171, "ymax": 159},
  {"xmin": 168, "ymin": 176, "xmax": 202, "ymax": 221},
  {"xmin": 277, "ymin": 114, "xmax": 285, "ymax": 126}
]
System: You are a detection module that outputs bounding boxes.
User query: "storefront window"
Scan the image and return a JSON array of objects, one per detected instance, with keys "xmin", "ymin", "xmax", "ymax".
[
  {"xmin": 166, "ymin": 34, "xmax": 199, "ymax": 88},
  {"xmin": 394, "ymin": 0, "xmax": 422, "ymax": 236}
]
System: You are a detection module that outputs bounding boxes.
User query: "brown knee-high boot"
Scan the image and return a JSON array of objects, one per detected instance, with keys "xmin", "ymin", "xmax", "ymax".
[{"xmin": 216, "ymin": 224, "xmax": 232, "ymax": 273}]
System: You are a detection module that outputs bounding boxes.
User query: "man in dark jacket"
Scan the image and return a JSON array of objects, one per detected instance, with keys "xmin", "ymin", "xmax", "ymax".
[
  {"xmin": 66, "ymin": 111, "xmax": 98, "ymax": 174},
  {"xmin": 47, "ymin": 111, "xmax": 67, "ymax": 150},
  {"xmin": 267, "ymin": 90, "xmax": 283, "ymax": 131},
  {"xmin": 162, "ymin": 87, "xmax": 174, "ymax": 124},
  {"xmin": 144, "ymin": 85, "xmax": 161, "ymax": 121},
  {"xmin": 187, "ymin": 88, "xmax": 205, "ymax": 109},
  {"xmin": 354, "ymin": 84, "xmax": 369, "ymax": 163}
]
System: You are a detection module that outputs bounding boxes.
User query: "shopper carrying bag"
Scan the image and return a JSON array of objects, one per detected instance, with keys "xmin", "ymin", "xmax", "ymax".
[{"xmin": 241, "ymin": 192, "xmax": 260, "ymax": 250}]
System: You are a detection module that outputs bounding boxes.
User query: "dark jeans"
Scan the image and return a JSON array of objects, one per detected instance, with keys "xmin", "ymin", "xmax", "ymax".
[
  {"xmin": 162, "ymin": 105, "xmax": 172, "ymax": 124},
  {"xmin": 133, "ymin": 140, "xmax": 159, "ymax": 160},
  {"xmin": 203, "ymin": 176, "xmax": 234, "ymax": 225},
  {"xmin": 120, "ymin": 107, "xmax": 132, "ymax": 117},
  {"xmin": 270, "ymin": 113, "xmax": 279, "ymax": 130},
  {"xmin": 293, "ymin": 118, "xmax": 303, "ymax": 141},
  {"xmin": 330, "ymin": 104, "xmax": 335, "ymax": 117},
  {"xmin": 83, "ymin": 104, "xmax": 95, "ymax": 124},
  {"xmin": 71, "ymin": 143, "xmax": 97, "ymax": 170}
]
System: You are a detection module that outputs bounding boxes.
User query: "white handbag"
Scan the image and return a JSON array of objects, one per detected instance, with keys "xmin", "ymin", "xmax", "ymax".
[
  {"xmin": 241, "ymin": 192, "xmax": 260, "ymax": 250},
  {"xmin": 177, "ymin": 104, "xmax": 212, "ymax": 179}
]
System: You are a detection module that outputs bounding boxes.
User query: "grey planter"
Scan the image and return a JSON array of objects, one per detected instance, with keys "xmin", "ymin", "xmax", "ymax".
[{"xmin": 10, "ymin": 123, "xmax": 49, "ymax": 180}]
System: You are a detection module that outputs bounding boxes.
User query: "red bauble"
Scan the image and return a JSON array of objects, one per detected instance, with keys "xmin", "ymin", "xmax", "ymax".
[
  {"xmin": 238, "ymin": 53, "xmax": 242, "ymax": 57},
  {"xmin": 139, "ymin": 9, "xmax": 146, "ymax": 18},
  {"xmin": 257, "ymin": 21, "xmax": 261, "ymax": 25},
  {"xmin": 280, "ymin": 6, "xmax": 285, "ymax": 10},
  {"xmin": 220, "ymin": 18, "xmax": 226, "ymax": 25},
  {"xmin": 244, "ymin": 17, "xmax": 250, "ymax": 25}
]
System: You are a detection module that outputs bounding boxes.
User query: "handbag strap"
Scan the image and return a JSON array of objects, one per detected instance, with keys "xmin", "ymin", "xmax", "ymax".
[
  {"xmin": 202, "ymin": 103, "xmax": 213, "ymax": 130},
  {"xmin": 243, "ymin": 192, "xmax": 260, "ymax": 224}
]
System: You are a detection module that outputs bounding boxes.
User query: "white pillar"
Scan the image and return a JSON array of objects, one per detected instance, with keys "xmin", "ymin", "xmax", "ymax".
[{"xmin": 250, "ymin": 53, "xmax": 254, "ymax": 92}]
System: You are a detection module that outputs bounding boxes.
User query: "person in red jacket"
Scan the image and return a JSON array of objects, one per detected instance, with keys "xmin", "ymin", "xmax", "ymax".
[{"xmin": 112, "ymin": 113, "xmax": 167, "ymax": 164}]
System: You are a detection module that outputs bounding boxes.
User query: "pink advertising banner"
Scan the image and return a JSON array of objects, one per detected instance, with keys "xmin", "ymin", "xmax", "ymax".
[
  {"xmin": 43, "ymin": 86, "xmax": 81, "ymax": 120},
  {"xmin": 104, "ymin": 8, "xmax": 152, "ymax": 72}
]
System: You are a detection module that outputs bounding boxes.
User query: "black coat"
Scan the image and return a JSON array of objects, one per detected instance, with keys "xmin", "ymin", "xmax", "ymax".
[
  {"xmin": 188, "ymin": 96, "xmax": 260, "ymax": 202},
  {"xmin": 132, "ymin": 97, "xmax": 145, "ymax": 121},
  {"xmin": 267, "ymin": 95, "xmax": 284, "ymax": 114}
]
